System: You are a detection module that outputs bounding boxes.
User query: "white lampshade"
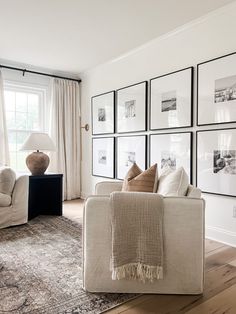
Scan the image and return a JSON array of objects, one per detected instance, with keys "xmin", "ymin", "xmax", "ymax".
[{"xmin": 20, "ymin": 132, "xmax": 56, "ymax": 151}]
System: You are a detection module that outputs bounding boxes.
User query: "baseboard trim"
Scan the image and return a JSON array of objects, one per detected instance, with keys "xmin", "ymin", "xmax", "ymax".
[{"xmin": 206, "ymin": 225, "xmax": 236, "ymax": 248}]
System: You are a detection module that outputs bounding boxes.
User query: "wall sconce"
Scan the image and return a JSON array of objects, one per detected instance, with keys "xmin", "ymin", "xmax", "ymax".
[{"xmin": 81, "ymin": 124, "xmax": 89, "ymax": 131}]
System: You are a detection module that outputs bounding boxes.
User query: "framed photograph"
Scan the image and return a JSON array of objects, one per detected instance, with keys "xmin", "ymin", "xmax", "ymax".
[
  {"xmin": 116, "ymin": 135, "xmax": 146, "ymax": 179},
  {"xmin": 92, "ymin": 91, "xmax": 115, "ymax": 135},
  {"xmin": 150, "ymin": 132, "xmax": 192, "ymax": 182},
  {"xmin": 197, "ymin": 52, "xmax": 236, "ymax": 126},
  {"xmin": 92, "ymin": 137, "xmax": 115, "ymax": 178},
  {"xmin": 150, "ymin": 67, "xmax": 193, "ymax": 130},
  {"xmin": 197, "ymin": 128, "xmax": 236, "ymax": 197},
  {"xmin": 116, "ymin": 81, "xmax": 147, "ymax": 133}
]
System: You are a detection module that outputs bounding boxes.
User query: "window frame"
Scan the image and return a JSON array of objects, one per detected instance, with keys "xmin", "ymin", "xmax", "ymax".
[{"xmin": 4, "ymin": 80, "xmax": 48, "ymax": 172}]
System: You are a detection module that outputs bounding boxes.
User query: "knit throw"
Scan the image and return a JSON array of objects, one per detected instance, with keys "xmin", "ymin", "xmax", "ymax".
[{"xmin": 110, "ymin": 191, "xmax": 164, "ymax": 282}]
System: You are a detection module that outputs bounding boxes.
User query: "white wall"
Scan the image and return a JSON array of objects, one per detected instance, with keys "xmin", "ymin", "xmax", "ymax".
[{"xmin": 80, "ymin": 2, "xmax": 236, "ymax": 247}]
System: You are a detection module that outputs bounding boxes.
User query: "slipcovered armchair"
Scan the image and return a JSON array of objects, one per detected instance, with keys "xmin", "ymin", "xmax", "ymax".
[
  {"xmin": 0, "ymin": 167, "xmax": 29, "ymax": 229},
  {"xmin": 83, "ymin": 181, "xmax": 205, "ymax": 294}
]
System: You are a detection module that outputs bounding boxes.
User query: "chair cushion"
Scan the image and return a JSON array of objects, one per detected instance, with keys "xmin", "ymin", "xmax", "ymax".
[
  {"xmin": 0, "ymin": 167, "xmax": 16, "ymax": 195},
  {"xmin": 122, "ymin": 163, "xmax": 158, "ymax": 193},
  {"xmin": 0, "ymin": 192, "xmax": 11, "ymax": 206},
  {"xmin": 157, "ymin": 167, "xmax": 189, "ymax": 196}
]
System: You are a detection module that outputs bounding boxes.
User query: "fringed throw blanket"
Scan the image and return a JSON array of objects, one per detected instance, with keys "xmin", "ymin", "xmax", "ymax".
[{"xmin": 110, "ymin": 192, "xmax": 164, "ymax": 283}]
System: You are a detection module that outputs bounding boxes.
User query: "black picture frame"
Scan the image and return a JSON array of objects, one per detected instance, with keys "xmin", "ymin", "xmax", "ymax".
[
  {"xmin": 196, "ymin": 127, "xmax": 236, "ymax": 197},
  {"xmin": 91, "ymin": 91, "xmax": 115, "ymax": 135},
  {"xmin": 197, "ymin": 51, "xmax": 236, "ymax": 127},
  {"xmin": 149, "ymin": 131, "xmax": 193, "ymax": 183},
  {"xmin": 116, "ymin": 81, "xmax": 147, "ymax": 134},
  {"xmin": 92, "ymin": 137, "xmax": 115, "ymax": 179},
  {"xmin": 149, "ymin": 66, "xmax": 193, "ymax": 131},
  {"xmin": 116, "ymin": 134, "xmax": 147, "ymax": 180}
]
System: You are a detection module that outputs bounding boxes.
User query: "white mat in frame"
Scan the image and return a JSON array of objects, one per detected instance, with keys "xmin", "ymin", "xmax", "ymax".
[
  {"xmin": 116, "ymin": 135, "xmax": 147, "ymax": 180},
  {"xmin": 197, "ymin": 128, "xmax": 236, "ymax": 197},
  {"xmin": 150, "ymin": 67, "xmax": 193, "ymax": 131},
  {"xmin": 92, "ymin": 137, "xmax": 115, "ymax": 178},
  {"xmin": 150, "ymin": 132, "xmax": 192, "ymax": 182}
]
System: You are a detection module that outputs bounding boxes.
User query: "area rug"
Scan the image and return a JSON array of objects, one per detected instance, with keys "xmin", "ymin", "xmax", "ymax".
[{"xmin": 0, "ymin": 216, "xmax": 138, "ymax": 314}]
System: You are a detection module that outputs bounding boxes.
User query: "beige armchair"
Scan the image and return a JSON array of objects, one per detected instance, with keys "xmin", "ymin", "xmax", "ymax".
[
  {"xmin": 83, "ymin": 181, "xmax": 205, "ymax": 294},
  {"xmin": 0, "ymin": 167, "xmax": 29, "ymax": 229}
]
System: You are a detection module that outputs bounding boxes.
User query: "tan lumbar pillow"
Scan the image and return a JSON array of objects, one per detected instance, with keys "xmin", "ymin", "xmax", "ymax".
[
  {"xmin": 157, "ymin": 166, "xmax": 189, "ymax": 196},
  {"xmin": 122, "ymin": 163, "xmax": 158, "ymax": 193}
]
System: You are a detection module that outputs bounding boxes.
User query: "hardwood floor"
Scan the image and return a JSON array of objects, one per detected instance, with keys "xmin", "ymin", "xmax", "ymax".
[
  {"xmin": 63, "ymin": 198, "xmax": 84, "ymax": 222},
  {"xmin": 63, "ymin": 199, "xmax": 236, "ymax": 314}
]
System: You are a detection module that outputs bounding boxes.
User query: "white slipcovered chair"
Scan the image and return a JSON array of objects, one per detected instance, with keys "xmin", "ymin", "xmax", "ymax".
[
  {"xmin": 83, "ymin": 181, "xmax": 205, "ymax": 294},
  {"xmin": 0, "ymin": 167, "xmax": 29, "ymax": 229}
]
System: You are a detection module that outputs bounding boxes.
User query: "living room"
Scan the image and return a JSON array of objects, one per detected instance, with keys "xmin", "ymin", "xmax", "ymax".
[{"xmin": 1, "ymin": 1, "xmax": 236, "ymax": 313}]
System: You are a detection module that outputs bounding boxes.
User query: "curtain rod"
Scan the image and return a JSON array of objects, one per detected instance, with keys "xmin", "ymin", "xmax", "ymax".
[{"xmin": 0, "ymin": 64, "xmax": 81, "ymax": 83}]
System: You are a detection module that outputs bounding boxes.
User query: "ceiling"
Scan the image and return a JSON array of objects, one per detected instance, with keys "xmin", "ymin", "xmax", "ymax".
[{"xmin": 0, "ymin": 0, "xmax": 234, "ymax": 75}]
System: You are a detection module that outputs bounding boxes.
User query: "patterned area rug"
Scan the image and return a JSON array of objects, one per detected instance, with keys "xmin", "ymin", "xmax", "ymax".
[{"xmin": 0, "ymin": 216, "xmax": 137, "ymax": 314}]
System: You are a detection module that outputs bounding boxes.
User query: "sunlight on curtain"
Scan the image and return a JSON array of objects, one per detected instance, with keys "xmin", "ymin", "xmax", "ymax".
[
  {"xmin": 49, "ymin": 78, "xmax": 81, "ymax": 200},
  {"xmin": 0, "ymin": 71, "xmax": 10, "ymax": 166}
]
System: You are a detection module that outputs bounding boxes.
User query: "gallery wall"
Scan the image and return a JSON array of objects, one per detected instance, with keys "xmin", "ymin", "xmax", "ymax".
[{"xmin": 80, "ymin": 2, "xmax": 236, "ymax": 246}]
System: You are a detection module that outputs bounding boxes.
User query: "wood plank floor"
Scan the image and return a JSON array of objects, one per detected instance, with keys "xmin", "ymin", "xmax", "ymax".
[{"xmin": 63, "ymin": 199, "xmax": 236, "ymax": 314}]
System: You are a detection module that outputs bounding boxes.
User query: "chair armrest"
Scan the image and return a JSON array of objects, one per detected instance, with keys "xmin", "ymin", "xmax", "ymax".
[
  {"xmin": 83, "ymin": 195, "xmax": 111, "ymax": 287},
  {"xmin": 11, "ymin": 175, "xmax": 29, "ymax": 224},
  {"xmin": 12, "ymin": 175, "xmax": 29, "ymax": 205},
  {"xmin": 95, "ymin": 181, "xmax": 123, "ymax": 195}
]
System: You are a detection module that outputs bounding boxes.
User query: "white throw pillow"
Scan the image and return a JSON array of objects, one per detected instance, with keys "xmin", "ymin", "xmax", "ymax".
[{"xmin": 157, "ymin": 167, "xmax": 189, "ymax": 196}]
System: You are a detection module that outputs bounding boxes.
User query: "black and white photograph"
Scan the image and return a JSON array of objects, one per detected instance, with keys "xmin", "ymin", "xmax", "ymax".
[
  {"xmin": 92, "ymin": 137, "xmax": 115, "ymax": 178},
  {"xmin": 92, "ymin": 91, "xmax": 115, "ymax": 135},
  {"xmin": 116, "ymin": 81, "xmax": 147, "ymax": 133},
  {"xmin": 150, "ymin": 67, "xmax": 193, "ymax": 130},
  {"xmin": 197, "ymin": 128, "xmax": 236, "ymax": 196},
  {"xmin": 213, "ymin": 150, "xmax": 236, "ymax": 174},
  {"xmin": 161, "ymin": 151, "xmax": 176, "ymax": 170},
  {"xmin": 98, "ymin": 108, "xmax": 106, "ymax": 121},
  {"xmin": 198, "ymin": 52, "xmax": 236, "ymax": 126},
  {"xmin": 161, "ymin": 90, "xmax": 177, "ymax": 112},
  {"xmin": 214, "ymin": 75, "xmax": 236, "ymax": 103},
  {"xmin": 125, "ymin": 100, "xmax": 136, "ymax": 118},
  {"xmin": 150, "ymin": 132, "xmax": 192, "ymax": 181},
  {"xmin": 124, "ymin": 151, "xmax": 136, "ymax": 167},
  {"xmin": 98, "ymin": 150, "xmax": 107, "ymax": 165},
  {"xmin": 116, "ymin": 135, "xmax": 146, "ymax": 179}
]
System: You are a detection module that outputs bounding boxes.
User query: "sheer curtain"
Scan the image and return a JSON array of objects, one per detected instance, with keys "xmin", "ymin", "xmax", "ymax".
[
  {"xmin": 49, "ymin": 78, "xmax": 81, "ymax": 200},
  {"xmin": 0, "ymin": 70, "xmax": 10, "ymax": 166}
]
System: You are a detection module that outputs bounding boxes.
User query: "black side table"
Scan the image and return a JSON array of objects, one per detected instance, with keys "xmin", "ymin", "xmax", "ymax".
[{"xmin": 28, "ymin": 174, "xmax": 63, "ymax": 220}]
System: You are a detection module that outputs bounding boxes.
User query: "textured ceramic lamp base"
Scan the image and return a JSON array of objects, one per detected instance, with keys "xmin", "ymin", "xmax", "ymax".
[{"xmin": 26, "ymin": 152, "xmax": 50, "ymax": 175}]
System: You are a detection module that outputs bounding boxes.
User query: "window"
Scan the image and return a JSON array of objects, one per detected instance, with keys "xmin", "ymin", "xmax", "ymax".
[{"xmin": 4, "ymin": 83, "xmax": 46, "ymax": 172}]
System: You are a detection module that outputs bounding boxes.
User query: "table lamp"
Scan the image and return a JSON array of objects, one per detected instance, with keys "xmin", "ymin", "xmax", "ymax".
[{"xmin": 20, "ymin": 132, "xmax": 56, "ymax": 175}]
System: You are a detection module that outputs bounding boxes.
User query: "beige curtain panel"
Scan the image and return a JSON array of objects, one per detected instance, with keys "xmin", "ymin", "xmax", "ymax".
[
  {"xmin": 50, "ymin": 78, "xmax": 81, "ymax": 200},
  {"xmin": 0, "ymin": 71, "xmax": 10, "ymax": 166}
]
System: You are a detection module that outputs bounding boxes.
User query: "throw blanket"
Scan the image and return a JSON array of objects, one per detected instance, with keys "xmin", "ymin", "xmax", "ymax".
[{"xmin": 110, "ymin": 192, "xmax": 164, "ymax": 282}]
